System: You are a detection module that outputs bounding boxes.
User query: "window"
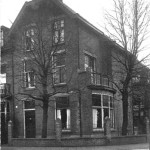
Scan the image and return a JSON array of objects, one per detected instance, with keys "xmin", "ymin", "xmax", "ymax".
[
  {"xmin": 53, "ymin": 51, "xmax": 66, "ymax": 84},
  {"xmin": 53, "ymin": 20, "xmax": 64, "ymax": 44},
  {"xmin": 0, "ymin": 64, "xmax": 6, "ymax": 84},
  {"xmin": 84, "ymin": 54, "xmax": 95, "ymax": 72},
  {"xmin": 25, "ymin": 28, "xmax": 35, "ymax": 51},
  {"xmin": 132, "ymin": 75, "xmax": 140, "ymax": 83},
  {"xmin": 23, "ymin": 60, "xmax": 35, "ymax": 88},
  {"xmin": 56, "ymin": 97, "xmax": 70, "ymax": 130},
  {"xmin": 92, "ymin": 94, "xmax": 114, "ymax": 129},
  {"xmin": 84, "ymin": 54, "xmax": 96, "ymax": 83}
]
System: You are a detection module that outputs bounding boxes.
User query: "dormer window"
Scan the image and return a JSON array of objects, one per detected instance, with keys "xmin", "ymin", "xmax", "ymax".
[
  {"xmin": 53, "ymin": 20, "xmax": 64, "ymax": 44},
  {"xmin": 25, "ymin": 28, "xmax": 35, "ymax": 51}
]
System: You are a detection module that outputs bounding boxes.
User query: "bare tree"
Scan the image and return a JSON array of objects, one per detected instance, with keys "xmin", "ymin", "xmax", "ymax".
[
  {"xmin": 10, "ymin": 3, "xmax": 73, "ymax": 138},
  {"xmin": 104, "ymin": 0, "xmax": 150, "ymax": 135}
]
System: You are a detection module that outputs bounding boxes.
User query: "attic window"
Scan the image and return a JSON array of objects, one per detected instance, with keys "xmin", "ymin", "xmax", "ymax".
[
  {"xmin": 53, "ymin": 19, "xmax": 64, "ymax": 44},
  {"xmin": 25, "ymin": 28, "xmax": 35, "ymax": 51}
]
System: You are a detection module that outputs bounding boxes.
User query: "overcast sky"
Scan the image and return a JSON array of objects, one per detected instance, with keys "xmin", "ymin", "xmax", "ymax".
[
  {"xmin": 0, "ymin": 0, "xmax": 113, "ymax": 29},
  {"xmin": 0, "ymin": 0, "xmax": 149, "ymax": 64}
]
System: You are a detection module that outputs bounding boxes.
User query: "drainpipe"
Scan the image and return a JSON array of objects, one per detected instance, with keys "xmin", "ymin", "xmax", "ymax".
[
  {"xmin": 11, "ymin": 41, "xmax": 15, "ymax": 138},
  {"xmin": 76, "ymin": 19, "xmax": 82, "ymax": 137}
]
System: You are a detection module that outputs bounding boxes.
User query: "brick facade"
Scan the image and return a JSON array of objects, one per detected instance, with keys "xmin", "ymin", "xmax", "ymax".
[{"xmin": 3, "ymin": 0, "xmax": 149, "ymax": 141}]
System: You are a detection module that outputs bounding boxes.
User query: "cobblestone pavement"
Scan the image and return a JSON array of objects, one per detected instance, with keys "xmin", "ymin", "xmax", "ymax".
[{"xmin": 1, "ymin": 143, "xmax": 149, "ymax": 150}]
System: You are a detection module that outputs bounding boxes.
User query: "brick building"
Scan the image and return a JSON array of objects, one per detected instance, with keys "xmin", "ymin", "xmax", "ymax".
[
  {"xmin": 1, "ymin": 26, "xmax": 12, "ymax": 144},
  {"xmin": 1, "ymin": 0, "xmax": 149, "ymax": 141}
]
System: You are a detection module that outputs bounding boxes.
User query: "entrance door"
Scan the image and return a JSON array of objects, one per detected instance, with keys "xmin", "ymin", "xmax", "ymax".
[
  {"xmin": 25, "ymin": 110, "xmax": 35, "ymax": 138},
  {"xmin": 1, "ymin": 101, "xmax": 10, "ymax": 144}
]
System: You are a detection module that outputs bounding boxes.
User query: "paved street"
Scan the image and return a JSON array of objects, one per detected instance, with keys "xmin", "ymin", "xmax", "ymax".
[{"xmin": 1, "ymin": 143, "xmax": 149, "ymax": 150}]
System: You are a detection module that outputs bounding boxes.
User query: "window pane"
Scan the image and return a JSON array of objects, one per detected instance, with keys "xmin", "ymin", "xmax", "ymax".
[
  {"xmin": 53, "ymin": 68, "xmax": 60, "ymax": 84},
  {"xmin": 53, "ymin": 20, "xmax": 64, "ymax": 44},
  {"xmin": 92, "ymin": 94, "xmax": 101, "ymax": 106},
  {"xmin": 93, "ymin": 109, "xmax": 97, "ymax": 128},
  {"xmin": 93, "ymin": 108, "xmax": 102, "ymax": 128},
  {"xmin": 104, "ymin": 108, "xmax": 109, "ymax": 118},
  {"xmin": 60, "ymin": 29, "xmax": 64, "ymax": 42},
  {"xmin": 54, "ymin": 31, "xmax": 59, "ymax": 43},
  {"xmin": 84, "ymin": 54, "xmax": 95, "ymax": 72},
  {"xmin": 29, "ymin": 72, "xmax": 35, "ymax": 87},
  {"xmin": 60, "ymin": 20, "xmax": 64, "ymax": 27},
  {"xmin": 60, "ymin": 67, "xmax": 66, "ymax": 83},
  {"xmin": 102, "ymin": 77, "xmax": 109, "ymax": 86},
  {"xmin": 97, "ymin": 108, "xmax": 102, "ymax": 128},
  {"xmin": 61, "ymin": 109, "xmax": 67, "ymax": 129},
  {"xmin": 103, "ymin": 95, "xmax": 109, "ymax": 107},
  {"xmin": 110, "ymin": 109, "xmax": 114, "ymax": 128},
  {"xmin": 110, "ymin": 97, "xmax": 114, "ymax": 108}
]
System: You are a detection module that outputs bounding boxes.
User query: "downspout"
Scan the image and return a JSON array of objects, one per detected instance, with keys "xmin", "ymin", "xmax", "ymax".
[
  {"xmin": 77, "ymin": 19, "xmax": 82, "ymax": 137},
  {"xmin": 11, "ymin": 38, "xmax": 15, "ymax": 138}
]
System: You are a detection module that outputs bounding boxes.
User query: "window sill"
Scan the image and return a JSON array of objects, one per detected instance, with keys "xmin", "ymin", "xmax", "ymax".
[
  {"xmin": 93, "ymin": 128, "xmax": 116, "ymax": 132},
  {"xmin": 26, "ymin": 49, "xmax": 34, "ymax": 52},
  {"xmin": 62, "ymin": 129, "xmax": 71, "ymax": 132},
  {"xmin": 54, "ymin": 83, "xmax": 66, "ymax": 87},
  {"xmin": 24, "ymin": 87, "xmax": 36, "ymax": 90},
  {"xmin": 52, "ymin": 42, "xmax": 65, "ymax": 46}
]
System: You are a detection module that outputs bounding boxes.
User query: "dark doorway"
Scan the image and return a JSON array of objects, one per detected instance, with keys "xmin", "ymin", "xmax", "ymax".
[
  {"xmin": 25, "ymin": 110, "xmax": 35, "ymax": 138},
  {"xmin": 1, "ymin": 101, "xmax": 10, "ymax": 144}
]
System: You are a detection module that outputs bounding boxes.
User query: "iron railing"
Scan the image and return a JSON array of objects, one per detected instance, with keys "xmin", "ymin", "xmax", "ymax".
[{"xmin": 90, "ymin": 72, "xmax": 113, "ymax": 88}]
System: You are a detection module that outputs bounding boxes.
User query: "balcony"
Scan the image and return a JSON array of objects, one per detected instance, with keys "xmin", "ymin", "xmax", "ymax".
[
  {"xmin": 88, "ymin": 72, "xmax": 116, "ymax": 93},
  {"xmin": 0, "ymin": 83, "xmax": 11, "ymax": 97}
]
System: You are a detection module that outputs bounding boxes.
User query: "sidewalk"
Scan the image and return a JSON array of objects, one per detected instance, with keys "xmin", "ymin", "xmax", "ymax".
[{"xmin": 1, "ymin": 143, "xmax": 149, "ymax": 150}]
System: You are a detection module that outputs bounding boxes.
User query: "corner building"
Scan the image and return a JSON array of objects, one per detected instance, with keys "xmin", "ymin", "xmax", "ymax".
[{"xmin": 3, "ymin": 0, "xmax": 126, "ymax": 139}]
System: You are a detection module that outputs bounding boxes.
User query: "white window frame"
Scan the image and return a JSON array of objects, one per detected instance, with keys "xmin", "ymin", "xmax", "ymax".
[
  {"xmin": 55, "ymin": 96, "xmax": 71, "ymax": 131},
  {"xmin": 23, "ymin": 60, "xmax": 35, "ymax": 88},
  {"xmin": 92, "ymin": 92, "xmax": 114, "ymax": 130}
]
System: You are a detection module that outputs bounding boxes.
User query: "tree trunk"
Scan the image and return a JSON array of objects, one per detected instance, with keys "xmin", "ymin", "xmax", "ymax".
[
  {"xmin": 122, "ymin": 92, "xmax": 128, "ymax": 135},
  {"xmin": 42, "ymin": 100, "xmax": 48, "ymax": 138}
]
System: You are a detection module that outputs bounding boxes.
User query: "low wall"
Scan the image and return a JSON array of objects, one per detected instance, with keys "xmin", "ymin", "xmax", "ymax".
[{"xmin": 10, "ymin": 135, "xmax": 147, "ymax": 147}]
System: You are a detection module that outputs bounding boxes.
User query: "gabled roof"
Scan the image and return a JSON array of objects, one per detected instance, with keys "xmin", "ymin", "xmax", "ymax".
[
  {"xmin": 9, "ymin": 0, "xmax": 105, "ymax": 37},
  {"xmin": 9, "ymin": 0, "xmax": 123, "ymax": 50}
]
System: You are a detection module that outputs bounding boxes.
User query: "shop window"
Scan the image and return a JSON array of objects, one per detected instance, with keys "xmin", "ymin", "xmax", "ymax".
[
  {"xmin": 92, "ymin": 94, "xmax": 114, "ymax": 129},
  {"xmin": 56, "ymin": 97, "xmax": 70, "ymax": 130}
]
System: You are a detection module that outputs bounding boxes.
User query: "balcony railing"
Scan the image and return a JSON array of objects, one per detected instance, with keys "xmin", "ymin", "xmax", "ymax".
[
  {"xmin": 0, "ymin": 83, "xmax": 11, "ymax": 96},
  {"xmin": 90, "ymin": 72, "xmax": 113, "ymax": 88}
]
